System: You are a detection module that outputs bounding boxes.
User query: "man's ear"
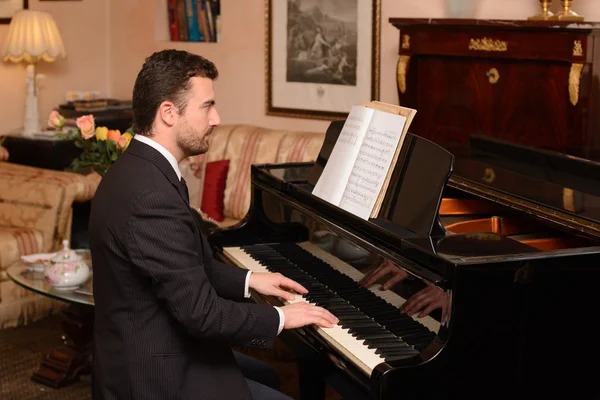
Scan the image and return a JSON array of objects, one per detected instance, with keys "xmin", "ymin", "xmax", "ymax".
[{"xmin": 158, "ymin": 101, "xmax": 178, "ymax": 127}]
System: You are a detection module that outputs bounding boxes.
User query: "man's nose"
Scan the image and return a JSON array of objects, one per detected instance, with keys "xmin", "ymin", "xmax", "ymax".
[{"xmin": 210, "ymin": 109, "xmax": 221, "ymax": 126}]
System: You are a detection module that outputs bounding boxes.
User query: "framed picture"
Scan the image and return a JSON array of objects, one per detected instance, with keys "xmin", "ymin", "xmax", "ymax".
[
  {"xmin": 0, "ymin": 0, "xmax": 28, "ymax": 24},
  {"xmin": 266, "ymin": 0, "xmax": 381, "ymax": 120}
]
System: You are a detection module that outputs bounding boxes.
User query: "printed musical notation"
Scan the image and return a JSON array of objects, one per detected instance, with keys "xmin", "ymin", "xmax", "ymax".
[
  {"xmin": 312, "ymin": 103, "xmax": 410, "ymax": 220},
  {"xmin": 337, "ymin": 113, "xmax": 367, "ymax": 146},
  {"xmin": 339, "ymin": 123, "xmax": 402, "ymax": 217}
]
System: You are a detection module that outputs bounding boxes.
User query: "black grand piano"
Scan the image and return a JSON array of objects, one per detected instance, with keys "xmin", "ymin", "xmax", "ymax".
[{"xmin": 209, "ymin": 121, "xmax": 600, "ymax": 399}]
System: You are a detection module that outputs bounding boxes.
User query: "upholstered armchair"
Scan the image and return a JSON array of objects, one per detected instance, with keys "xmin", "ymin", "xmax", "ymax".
[{"xmin": 0, "ymin": 158, "xmax": 100, "ymax": 328}]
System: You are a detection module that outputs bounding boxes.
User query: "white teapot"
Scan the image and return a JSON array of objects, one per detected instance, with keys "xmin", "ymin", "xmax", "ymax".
[{"xmin": 44, "ymin": 240, "xmax": 91, "ymax": 290}]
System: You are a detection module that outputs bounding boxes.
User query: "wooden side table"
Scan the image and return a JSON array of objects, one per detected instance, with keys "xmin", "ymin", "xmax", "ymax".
[{"xmin": 2, "ymin": 134, "xmax": 81, "ymax": 171}]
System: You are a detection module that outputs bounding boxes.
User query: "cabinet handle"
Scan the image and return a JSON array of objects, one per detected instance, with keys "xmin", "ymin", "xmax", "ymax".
[{"xmin": 486, "ymin": 68, "xmax": 500, "ymax": 84}]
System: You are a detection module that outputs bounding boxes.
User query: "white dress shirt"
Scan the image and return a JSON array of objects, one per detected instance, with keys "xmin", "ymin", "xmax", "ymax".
[{"xmin": 133, "ymin": 135, "xmax": 285, "ymax": 334}]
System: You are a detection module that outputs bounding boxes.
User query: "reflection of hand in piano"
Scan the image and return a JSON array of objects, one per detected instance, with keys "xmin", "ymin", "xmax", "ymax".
[
  {"xmin": 359, "ymin": 260, "xmax": 447, "ymax": 319},
  {"xmin": 359, "ymin": 259, "xmax": 408, "ymax": 290},
  {"xmin": 400, "ymin": 285, "xmax": 448, "ymax": 320}
]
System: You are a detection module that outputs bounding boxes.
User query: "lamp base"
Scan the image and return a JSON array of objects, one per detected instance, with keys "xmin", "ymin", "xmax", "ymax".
[{"xmin": 23, "ymin": 64, "xmax": 40, "ymax": 138}]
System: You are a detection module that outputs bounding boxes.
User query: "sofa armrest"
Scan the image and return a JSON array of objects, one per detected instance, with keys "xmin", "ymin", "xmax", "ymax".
[
  {"xmin": 0, "ymin": 146, "xmax": 8, "ymax": 162},
  {"xmin": 0, "ymin": 162, "xmax": 89, "ymax": 252}
]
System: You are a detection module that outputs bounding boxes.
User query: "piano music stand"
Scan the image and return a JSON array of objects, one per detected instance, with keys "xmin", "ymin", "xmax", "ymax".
[
  {"xmin": 379, "ymin": 133, "xmax": 454, "ymax": 237},
  {"xmin": 309, "ymin": 121, "xmax": 454, "ymax": 238}
]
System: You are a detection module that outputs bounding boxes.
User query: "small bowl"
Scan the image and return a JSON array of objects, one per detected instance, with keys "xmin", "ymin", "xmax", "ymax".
[{"xmin": 21, "ymin": 252, "xmax": 57, "ymax": 272}]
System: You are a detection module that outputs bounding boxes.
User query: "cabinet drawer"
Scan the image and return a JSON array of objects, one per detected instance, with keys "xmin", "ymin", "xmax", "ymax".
[{"xmin": 399, "ymin": 29, "xmax": 589, "ymax": 63}]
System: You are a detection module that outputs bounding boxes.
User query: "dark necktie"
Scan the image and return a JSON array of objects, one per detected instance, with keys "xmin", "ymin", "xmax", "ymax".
[{"xmin": 178, "ymin": 177, "xmax": 190, "ymax": 205}]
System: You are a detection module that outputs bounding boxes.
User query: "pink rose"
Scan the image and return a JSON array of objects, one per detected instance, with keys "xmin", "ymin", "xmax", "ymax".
[
  {"xmin": 117, "ymin": 132, "xmax": 133, "ymax": 149},
  {"xmin": 48, "ymin": 110, "xmax": 65, "ymax": 129},
  {"xmin": 76, "ymin": 115, "xmax": 95, "ymax": 139}
]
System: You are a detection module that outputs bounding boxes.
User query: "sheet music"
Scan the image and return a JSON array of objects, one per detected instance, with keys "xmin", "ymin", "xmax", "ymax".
[
  {"xmin": 339, "ymin": 111, "xmax": 407, "ymax": 219},
  {"xmin": 313, "ymin": 106, "xmax": 374, "ymax": 206}
]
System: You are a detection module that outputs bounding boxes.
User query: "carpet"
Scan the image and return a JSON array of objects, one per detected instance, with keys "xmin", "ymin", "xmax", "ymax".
[
  {"xmin": 0, "ymin": 315, "xmax": 342, "ymax": 400},
  {"xmin": 0, "ymin": 316, "xmax": 91, "ymax": 400}
]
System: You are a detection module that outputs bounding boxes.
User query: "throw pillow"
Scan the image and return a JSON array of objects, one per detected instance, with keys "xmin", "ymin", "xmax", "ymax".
[{"xmin": 201, "ymin": 159, "xmax": 230, "ymax": 222}]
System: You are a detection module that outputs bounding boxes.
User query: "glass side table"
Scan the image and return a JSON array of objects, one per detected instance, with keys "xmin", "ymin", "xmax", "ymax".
[{"xmin": 7, "ymin": 262, "xmax": 94, "ymax": 389}]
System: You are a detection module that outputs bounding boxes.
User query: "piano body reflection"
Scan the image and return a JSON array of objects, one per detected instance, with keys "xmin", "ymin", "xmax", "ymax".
[{"xmin": 209, "ymin": 122, "xmax": 600, "ymax": 399}]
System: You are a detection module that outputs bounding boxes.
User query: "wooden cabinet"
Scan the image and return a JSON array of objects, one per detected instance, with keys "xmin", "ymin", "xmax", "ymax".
[{"xmin": 389, "ymin": 18, "xmax": 600, "ymax": 160}]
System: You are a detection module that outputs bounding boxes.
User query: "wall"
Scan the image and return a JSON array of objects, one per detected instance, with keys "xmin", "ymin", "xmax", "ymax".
[
  {"xmin": 2, "ymin": 0, "xmax": 600, "ymax": 136},
  {"xmin": 109, "ymin": 0, "xmax": 600, "ymax": 134},
  {"xmin": 0, "ymin": 0, "xmax": 109, "ymax": 135}
]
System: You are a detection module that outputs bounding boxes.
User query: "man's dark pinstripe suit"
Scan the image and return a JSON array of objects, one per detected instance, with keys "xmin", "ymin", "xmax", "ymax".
[{"xmin": 89, "ymin": 139, "xmax": 280, "ymax": 399}]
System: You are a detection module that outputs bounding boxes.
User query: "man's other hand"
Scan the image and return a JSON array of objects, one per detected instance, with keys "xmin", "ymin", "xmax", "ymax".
[
  {"xmin": 281, "ymin": 302, "xmax": 339, "ymax": 329},
  {"xmin": 249, "ymin": 272, "xmax": 308, "ymax": 301}
]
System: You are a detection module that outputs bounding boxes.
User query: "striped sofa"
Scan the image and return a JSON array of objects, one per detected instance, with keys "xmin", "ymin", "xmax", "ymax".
[
  {"xmin": 180, "ymin": 124, "xmax": 325, "ymax": 228},
  {"xmin": 0, "ymin": 161, "xmax": 100, "ymax": 328}
]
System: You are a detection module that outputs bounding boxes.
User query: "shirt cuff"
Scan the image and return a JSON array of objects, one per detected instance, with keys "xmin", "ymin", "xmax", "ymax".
[
  {"xmin": 244, "ymin": 271, "xmax": 252, "ymax": 298},
  {"xmin": 274, "ymin": 306, "xmax": 285, "ymax": 335}
]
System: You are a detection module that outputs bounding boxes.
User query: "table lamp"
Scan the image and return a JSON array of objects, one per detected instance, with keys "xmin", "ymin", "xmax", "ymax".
[{"xmin": 0, "ymin": 10, "xmax": 67, "ymax": 137}]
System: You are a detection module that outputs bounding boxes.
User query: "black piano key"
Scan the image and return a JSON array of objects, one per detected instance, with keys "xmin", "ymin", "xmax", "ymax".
[
  {"xmin": 384, "ymin": 354, "xmax": 418, "ymax": 362},
  {"xmin": 361, "ymin": 333, "xmax": 398, "ymax": 341},
  {"xmin": 372, "ymin": 341, "xmax": 412, "ymax": 350},
  {"xmin": 365, "ymin": 338, "xmax": 406, "ymax": 347},
  {"xmin": 374, "ymin": 345, "xmax": 414, "ymax": 355}
]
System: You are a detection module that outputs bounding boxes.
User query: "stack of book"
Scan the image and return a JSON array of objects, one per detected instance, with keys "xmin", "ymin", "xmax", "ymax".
[{"xmin": 168, "ymin": 0, "xmax": 220, "ymax": 42}]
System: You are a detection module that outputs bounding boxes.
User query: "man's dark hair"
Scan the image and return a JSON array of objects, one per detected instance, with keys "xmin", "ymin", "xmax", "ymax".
[{"xmin": 132, "ymin": 49, "xmax": 218, "ymax": 136}]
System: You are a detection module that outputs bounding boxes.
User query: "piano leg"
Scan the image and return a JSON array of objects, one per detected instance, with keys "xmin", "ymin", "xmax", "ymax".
[{"xmin": 298, "ymin": 360, "xmax": 327, "ymax": 400}]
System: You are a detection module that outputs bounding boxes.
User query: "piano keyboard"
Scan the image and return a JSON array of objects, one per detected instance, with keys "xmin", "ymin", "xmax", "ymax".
[{"xmin": 223, "ymin": 241, "xmax": 440, "ymax": 376}]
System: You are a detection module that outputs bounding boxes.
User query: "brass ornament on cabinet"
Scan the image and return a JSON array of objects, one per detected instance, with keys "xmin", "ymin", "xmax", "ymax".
[
  {"xmin": 486, "ymin": 68, "xmax": 500, "ymax": 84},
  {"xmin": 468, "ymin": 37, "xmax": 508, "ymax": 52},
  {"xmin": 529, "ymin": 0, "xmax": 554, "ymax": 20},
  {"xmin": 482, "ymin": 168, "xmax": 496, "ymax": 184},
  {"xmin": 562, "ymin": 188, "xmax": 576, "ymax": 213},
  {"xmin": 401, "ymin": 34, "xmax": 410, "ymax": 50},
  {"xmin": 573, "ymin": 40, "xmax": 583, "ymax": 57},
  {"xmin": 569, "ymin": 63, "xmax": 584, "ymax": 106},
  {"xmin": 397, "ymin": 55, "xmax": 410, "ymax": 94},
  {"xmin": 552, "ymin": 0, "xmax": 584, "ymax": 21}
]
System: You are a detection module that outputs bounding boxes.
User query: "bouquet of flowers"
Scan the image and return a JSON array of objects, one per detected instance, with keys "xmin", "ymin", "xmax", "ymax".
[{"xmin": 48, "ymin": 111, "xmax": 134, "ymax": 176}]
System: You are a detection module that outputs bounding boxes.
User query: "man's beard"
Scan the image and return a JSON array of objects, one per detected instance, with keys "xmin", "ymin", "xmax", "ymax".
[{"xmin": 176, "ymin": 121, "xmax": 212, "ymax": 157}]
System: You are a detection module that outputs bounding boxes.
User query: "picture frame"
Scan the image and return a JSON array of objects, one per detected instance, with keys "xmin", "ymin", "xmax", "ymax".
[
  {"xmin": 0, "ymin": 0, "xmax": 28, "ymax": 24},
  {"xmin": 266, "ymin": 0, "xmax": 381, "ymax": 120}
]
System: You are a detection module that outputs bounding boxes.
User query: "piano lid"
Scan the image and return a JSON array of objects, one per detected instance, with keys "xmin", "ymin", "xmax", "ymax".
[{"xmin": 449, "ymin": 136, "xmax": 600, "ymax": 238}]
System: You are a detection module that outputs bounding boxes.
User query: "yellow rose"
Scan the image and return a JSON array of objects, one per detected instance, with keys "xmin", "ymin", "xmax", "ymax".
[{"xmin": 95, "ymin": 126, "xmax": 108, "ymax": 141}]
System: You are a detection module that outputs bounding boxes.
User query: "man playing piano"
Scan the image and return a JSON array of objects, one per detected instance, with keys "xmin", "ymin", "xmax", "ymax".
[{"xmin": 89, "ymin": 49, "xmax": 338, "ymax": 400}]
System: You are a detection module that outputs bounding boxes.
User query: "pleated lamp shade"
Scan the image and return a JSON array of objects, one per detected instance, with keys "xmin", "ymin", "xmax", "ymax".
[{"xmin": 1, "ymin": 10, "xmax": 67, "ymax": 64}]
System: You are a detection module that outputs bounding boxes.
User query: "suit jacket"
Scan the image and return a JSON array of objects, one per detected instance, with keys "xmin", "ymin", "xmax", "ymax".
[{"xmin": 89, "ymin": 139, "xmax": 280, "ymax": 400}]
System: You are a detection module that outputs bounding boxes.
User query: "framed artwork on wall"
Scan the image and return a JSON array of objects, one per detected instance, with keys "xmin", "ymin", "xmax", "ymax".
[
  {"xmin": 0, "ymin": 0, "xmax": 28, "ymax": 24},
  {"xmin": 266, "ymin": 0, "xmax": 381, "ymax": 120}
]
